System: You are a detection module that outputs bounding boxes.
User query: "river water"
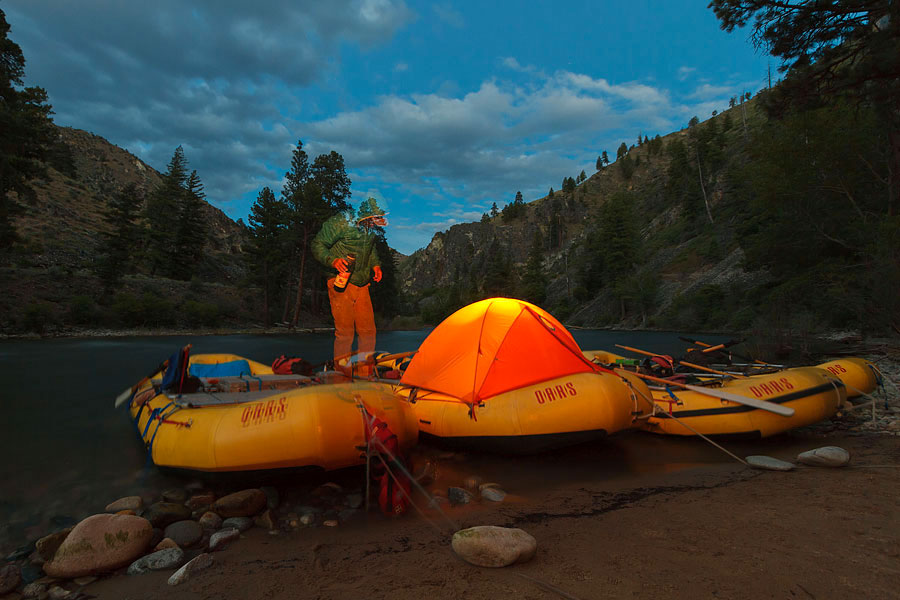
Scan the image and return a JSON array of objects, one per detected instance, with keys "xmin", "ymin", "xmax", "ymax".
[{"xmin": 0, "ymin": 329, "xmax": 733, "ymax": 552}]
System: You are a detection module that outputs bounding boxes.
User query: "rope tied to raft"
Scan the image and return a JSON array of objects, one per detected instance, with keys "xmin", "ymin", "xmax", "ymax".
[{"xmin": 618, "ymin": 376, "xmax": 749, "ymax": 467}]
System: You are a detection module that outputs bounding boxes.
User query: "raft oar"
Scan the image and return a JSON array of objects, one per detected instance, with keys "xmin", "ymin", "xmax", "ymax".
[
  {"xmin": 678, "ymin": 336, "xmax": 780, "ymax": 367},
  {"xmin": 114, "ymin": 359, "xmax": 168, "ymax": 408},
  {"xmin": 678, "ymin": 360, "xmax": 747, "ymax": 379},
  {"xmin": 624, "ymin": 370, "xmax": 795, "ymax": 417},
  {"xmin": 614, "ymin": 344, "xmax": 670, "ymax": 360}
]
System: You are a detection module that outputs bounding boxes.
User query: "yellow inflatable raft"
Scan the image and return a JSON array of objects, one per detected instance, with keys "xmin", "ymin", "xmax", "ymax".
[
  {"xmin": 639, "ymin": 366, "xmax": 845, "ymax": 438},
  {"xmin": 405, "ymin": 370, "xmax": 652, "ymax": 452},
  {"xmin": 816, "ymin": 357, "xmax": 882, "ymax": 398},
  {"xmin": 127, "ymin": 353, "xmax": 418, "ymax": 472},
  {"xmin": 583, "ymin": 349, "xmax": 852, "ymax": 438}
]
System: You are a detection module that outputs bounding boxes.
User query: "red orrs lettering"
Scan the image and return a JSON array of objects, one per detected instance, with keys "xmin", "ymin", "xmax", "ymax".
[
  {"xmin": 241, "ymin": 398, "xmax": 289, "ymax": 426},
  {"xmin": 537, "ymin": 382, "xmax": 576, "ymax": 404},
  {"xmin": 749, "ymin": 378, "xmax": 795, "ymax": 399}
]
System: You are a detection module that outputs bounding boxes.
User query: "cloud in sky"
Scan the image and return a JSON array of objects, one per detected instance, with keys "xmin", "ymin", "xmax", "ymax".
[{"xmin": 6, "ymin": 1, "xmax": 766, "ymax": 254}]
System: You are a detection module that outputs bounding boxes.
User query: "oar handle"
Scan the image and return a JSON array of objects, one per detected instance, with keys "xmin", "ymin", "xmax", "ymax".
[{"xmin": 678, "ymin": 360, "xmax": 747, "ymax": 379}]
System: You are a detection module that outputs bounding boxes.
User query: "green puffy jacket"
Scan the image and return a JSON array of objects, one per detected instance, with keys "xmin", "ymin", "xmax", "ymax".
[{"xmin": 311, "ymin": 211, "xmax": 381, "ymax": 287}]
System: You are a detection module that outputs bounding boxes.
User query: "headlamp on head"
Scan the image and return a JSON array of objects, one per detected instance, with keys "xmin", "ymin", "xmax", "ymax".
[{"xmin": 356, "ymin": 197, "xmax": 388, "ymax": 227}]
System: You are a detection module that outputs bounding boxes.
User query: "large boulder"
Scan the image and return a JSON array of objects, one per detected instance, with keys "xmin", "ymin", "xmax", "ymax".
[
  {"xmin": 210, "ymin": 489, "xmax": 266, "ymax": 518},
  {"xmin": 451, "ymin": 526, "xmax": 537, "ymax": 568},
  {"xmin": 43, "ymin": 514, "xmax": 153, "ymax": 578}
]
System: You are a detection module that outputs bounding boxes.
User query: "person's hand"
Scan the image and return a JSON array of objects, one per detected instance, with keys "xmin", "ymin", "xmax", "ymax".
[
  {"xmin": 332, "ymin": 257, "xmax": 349, "ymax": 273},
  {"xmin": 372, "ymin": 265, "xmax": 383, "ymax": 282}
]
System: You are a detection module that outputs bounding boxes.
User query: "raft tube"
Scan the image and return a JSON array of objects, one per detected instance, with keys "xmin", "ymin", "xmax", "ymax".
[
  {"xmin": 128, "ymin": 353, "xmax": 418, "ymax": 472},
  {"xmin": 404, "ymin": 370, "xmax": 652, "ymax": 453},
  {"xmin": 641, "ymin": 367, "xmax": 845, "ymax": 439}
]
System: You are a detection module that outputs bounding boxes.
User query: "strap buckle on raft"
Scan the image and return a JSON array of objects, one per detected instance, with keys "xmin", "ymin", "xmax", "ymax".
[{"xmin": 662, "ymin": 385, "xmax": 682, "ymax": 415}]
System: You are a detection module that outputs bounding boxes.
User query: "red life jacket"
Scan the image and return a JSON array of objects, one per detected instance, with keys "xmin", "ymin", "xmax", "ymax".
[
  {"xmin": 364, "ymin": 414, "xmax": 411, "ymax": 516},
  {"xmin": 272, "ymin": 355, "xmax": 313, "ymax": 376}
]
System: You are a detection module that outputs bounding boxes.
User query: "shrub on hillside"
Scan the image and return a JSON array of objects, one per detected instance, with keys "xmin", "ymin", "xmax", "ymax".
[{"xmin": 23, "ymin": 301, "xmax": 55, "ymax": 334}]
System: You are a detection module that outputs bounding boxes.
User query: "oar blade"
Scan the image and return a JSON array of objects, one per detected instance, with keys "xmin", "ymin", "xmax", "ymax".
[
  {"xmin": 682, "ymin": 383, "xmax": 795, "ymax": 416},
  {"xmin": 114, "ymin": 386, "xmax": 134, "ymax": 408}
]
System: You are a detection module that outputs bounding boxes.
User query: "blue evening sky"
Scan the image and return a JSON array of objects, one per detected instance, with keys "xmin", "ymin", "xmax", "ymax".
[{"xmin": 5, "ymin": 1, "xmax": 769, "ymax": 254}]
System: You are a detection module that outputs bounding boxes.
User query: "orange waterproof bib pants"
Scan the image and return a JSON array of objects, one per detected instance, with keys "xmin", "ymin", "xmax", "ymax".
[{"xmin": 327, "ymin": 278, "xmax": 376, "ymax": 364}]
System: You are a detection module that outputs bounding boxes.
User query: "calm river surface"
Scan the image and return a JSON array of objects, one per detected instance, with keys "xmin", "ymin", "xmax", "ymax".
[{"xmin": 0, "ymin": 329, "xmax": 733, "ymax": 551}]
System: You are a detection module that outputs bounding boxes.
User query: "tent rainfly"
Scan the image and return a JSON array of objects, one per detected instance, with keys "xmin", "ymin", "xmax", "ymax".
[{"xmin": 400, "ymin": 298, "xmax": 602, "ymax": 406}]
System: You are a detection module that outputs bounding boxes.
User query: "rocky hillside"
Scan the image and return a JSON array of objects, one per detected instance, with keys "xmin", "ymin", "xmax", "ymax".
[
  {"xmin": 398, "ymin": 119, "xmax": 736, "ymax": 324},
  {"xmin": 12, "ymin": 127, "xmax": 247, "ymax": 278}
]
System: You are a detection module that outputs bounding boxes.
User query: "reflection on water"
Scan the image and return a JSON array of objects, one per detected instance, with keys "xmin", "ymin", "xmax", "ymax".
[{"xmin": 0, "ymin": 329, "xmax": 732, "ymax": 551}]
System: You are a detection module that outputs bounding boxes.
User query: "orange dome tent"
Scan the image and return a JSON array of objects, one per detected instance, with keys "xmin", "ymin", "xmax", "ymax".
[{"xmin": 400, "ymin": 298, "xmax": 604, "ymax": 407}]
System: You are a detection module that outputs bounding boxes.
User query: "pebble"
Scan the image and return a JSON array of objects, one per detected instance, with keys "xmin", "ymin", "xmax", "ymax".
[
  {"xmin": 209, "ymin": 528, "xmax": 240, "ymax": 551},
  {"xmin": 345, "ymin": 493, "xmax": 363, "ymax": 509},
  {"xmin": 167, "ymin": 553, "xmax": 213, "ymax": 586},
  {"xmin": 797, "ymin": 446, "xmax": 851, "ymax": 467},
  {"xmin": 35, "ymin": 529, "xmax": 73, "ymax": 562},
  {"xmin": 463, "ymin": 476, "xmax": 483, "ymax": 492},
  {"xmin": 254, "ymin": 510, "xmax": 277, "ymax": 531},
  {"xmin": 154, "ymin": 537, "xmax": 180, "ymax": 551},
  {"xmin": 323, "ymin": 520, "xmax": 339, "ymax": 527},
  {"xmin": 198, "ymin": 512, "xmax": 223, "ymax": 530},
  {"xmin": 127, "ymin": 547, "xmax": 186, "ymax": 575},
  {"xmin": 47, "ymin": 585, "xmax": 71, "ymax": 600},
  {"xmin": 448, "ymin": 487, "xmax": 474, "ymax": 505},
  {"xmin": 451, "ymin": 526, "xmax": 537, "ymax": 568},
  {"xmin": 104, "ymin": 496, "xmax": 143, "ymax": 513},
  {"xmin": 22, "ymin": 582, "xmax": 47, "ymax": 599},
  {"xmin": 142, "ymin": 502, "xmax": 192, "ymax": 529},
  {"xmin": 72, "ymin": 575, "xmax": 97, "ymax": 586},
  {"xmin": 221, "ymin": 517, "xmax": 253, "ymax": 533},
  {"xmin": 185, "ymin": 492, "xmax": 216, "ymax": 511},
  {"xmin": 480, "ymin": 487, "xmax": 507, "ymax": 502},
  {"xmin": 163, "ymin": 520, "xmax": 203, "ymax": 547},
  {"xmin": 211, "ymin": 489, "xmax": 266, "ymax": 518},
  {"xmin": 0, "ymin": 564, "xmax": 22, "ymax": 595},
  {"xmin": 162, "ymin": 488, "xmax": 188, "ymax": 503},
  {"xmin": 746, "ymin": 455, "xmax": 796, "ymax": 471}
]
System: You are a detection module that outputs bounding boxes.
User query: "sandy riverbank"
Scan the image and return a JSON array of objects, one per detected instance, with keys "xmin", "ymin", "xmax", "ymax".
[{"xmin": 39, "ymin": 428, "xmax": 897, "ymax": 600}]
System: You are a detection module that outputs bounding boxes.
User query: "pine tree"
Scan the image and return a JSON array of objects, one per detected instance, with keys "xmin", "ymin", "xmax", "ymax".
[
  {"xmin": 0, "ymin": 9, "xmax": 56, "ymax": 249},
  {"xmin": 172, "ymin": 169, "xmax": 207, "ymax": 280},
  {"xmin": 490, "ymin": 202, "xmax": 499, "ymax": 218},
  {"xmin": 596, "ymin": 155, "xmax": 603, "ymax": 171},
  {"xmin": 578, "ymin": 170, "xmax": 587, "ymax": 183},
  {"xmin": 616, "ymin": 142, "xmax": 628, "ymax": 160},
  {"xmin": 146, "ymin": 146, "xmax": 188, "ymax": 275},
  {"xmin": 283, "ymin": 142, "xmax": 353, "ymax": 325},
  {"xmin": 602, "ymin": 150, "xmax": 609, "ymax": 166},
  {"xmin": 97, "ymin": 183, "xmax": 142, "ymax": 290},
  {"xmin": 246, "ymin": 187, "xmax": 288, "ymax": 326}
]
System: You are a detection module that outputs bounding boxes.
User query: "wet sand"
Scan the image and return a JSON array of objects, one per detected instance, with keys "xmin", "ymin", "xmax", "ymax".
[{"xmin": 80, "ymin": 429, "xmax": 900, "ymax": 600}]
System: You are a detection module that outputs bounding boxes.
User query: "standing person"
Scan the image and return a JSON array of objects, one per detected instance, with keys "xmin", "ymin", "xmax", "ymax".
[{"xmin": 311, "ymin": 197, "xmax": 387, "ymax": 372}]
